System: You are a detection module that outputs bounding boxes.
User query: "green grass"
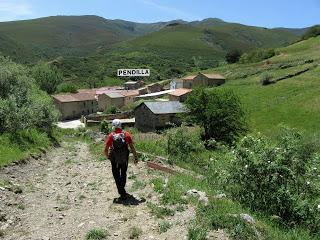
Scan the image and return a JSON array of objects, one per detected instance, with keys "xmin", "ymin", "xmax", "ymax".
[
  {"xmin": 85, "ymin": 228, "xmax": 108, "ymax": 240},
  {"xmin": 199, "ymin": 36, "xmax": 320, "ymax": 140},
  {"xmin": 129, "ymin": 227, "xmax": 143, "ymax": 239},
  {"xmin": 159, "ymin": 221, "xmax": 171, "ymax": 233},
  {"xmin": 147, "ymin": 203, "xmax": 175, "ymax": 219},
  {"xmin": 0, "ymin": 130, "xmax": 51, "ymax": 167}
]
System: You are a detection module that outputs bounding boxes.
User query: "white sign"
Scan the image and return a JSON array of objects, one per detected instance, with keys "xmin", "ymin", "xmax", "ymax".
[{"xmin": 117, "ymin": 69, "xmax": 150, "ymax": 77}]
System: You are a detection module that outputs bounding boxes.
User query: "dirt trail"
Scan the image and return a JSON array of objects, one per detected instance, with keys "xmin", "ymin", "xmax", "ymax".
[{"xmin": 0, "ymin": 142, "xmax": 196, "ymax": 240}]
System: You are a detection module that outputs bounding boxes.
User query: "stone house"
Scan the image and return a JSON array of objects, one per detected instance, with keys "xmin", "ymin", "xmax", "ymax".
[
  {"xmin": 121, "ymin": 90, "xmax": 140, "ymax": 106},
  {"xmin": 147, "ymin": 83, "xmax": 163, "ymax": 93},
  {"xmin": 98, "ymin": 92, "xmax": 125, "ymax": 111},
  {"xmin": 168, "ymin": 88, "xmax": 192, "ymax": 102},
  {"xmin": 124, "ymin": 81, "xmax": 145, "ymax": 90},
  {"xmin": 52, "ymin": 93, "xmax": 98, "ymax": 120},
  {"xmin": 134, "ymin": 101, "xmax": 186, "ymax": 132},
  {"xmin": 176, "ymin": 73, "xmax": 225, "ymax": 89},
  {"xmin": 97, "ymin": 90, "xmax": 139, "ymax": 111}
]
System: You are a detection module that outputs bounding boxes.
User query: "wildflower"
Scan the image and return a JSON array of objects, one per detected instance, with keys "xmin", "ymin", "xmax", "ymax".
[
  {"xmin": 318, "ymin": 205, "xmax": 320, "ymax": 210},
  {"xmin": 307, "ymin": 181, "xmax": 310, "ymax": 185},
  {"xmin": 245, "ymin": 165, "xmax": 248, "ymax": 169}
]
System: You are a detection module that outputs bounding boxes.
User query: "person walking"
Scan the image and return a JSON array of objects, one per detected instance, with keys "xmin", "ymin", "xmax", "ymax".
[{"xmin": 104, "ymin": 119, "xmax": 138, "ymax": 201}]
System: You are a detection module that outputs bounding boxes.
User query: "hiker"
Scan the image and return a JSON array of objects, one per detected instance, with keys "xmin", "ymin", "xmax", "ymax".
[{"xmin": 104, "ymin": 119, "xmax": 138, "ymax": 200}]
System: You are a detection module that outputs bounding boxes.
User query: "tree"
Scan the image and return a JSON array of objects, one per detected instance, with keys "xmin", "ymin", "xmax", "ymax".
[
  {"xmin": 225, "ymin": 50, "xmax": 241, "ymax": 64},
  {"xmin": 185, "ymin": 88, "xmax": 247, "ymax": 145},
  {"xmin": 0, "ymin": 56, "xmax": 58, "ymax": 134},
  {"xmin": 31, "ymin": 61, "xmax": 63, "ymax": 94}
]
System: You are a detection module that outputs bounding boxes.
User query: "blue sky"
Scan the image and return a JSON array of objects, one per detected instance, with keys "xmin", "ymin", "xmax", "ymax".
[{"xmin": 0, "ymin": 0, "xmax": 319, "ymax": 28}]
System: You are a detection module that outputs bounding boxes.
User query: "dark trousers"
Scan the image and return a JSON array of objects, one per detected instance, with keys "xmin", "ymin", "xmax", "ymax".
[{"xmin": 111, "ymin": 159, "xmax": 128, "ymax": 196}]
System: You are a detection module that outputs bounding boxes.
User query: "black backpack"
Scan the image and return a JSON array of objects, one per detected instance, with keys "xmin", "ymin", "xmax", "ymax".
[{"xmin": 111, "ymin": 132, "xmax": 129, "ymax": 164}]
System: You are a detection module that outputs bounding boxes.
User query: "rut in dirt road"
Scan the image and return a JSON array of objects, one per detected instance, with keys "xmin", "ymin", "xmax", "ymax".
[{"xmin": 0, "ymin": 141, "xmax": 196, "ymax": 240}]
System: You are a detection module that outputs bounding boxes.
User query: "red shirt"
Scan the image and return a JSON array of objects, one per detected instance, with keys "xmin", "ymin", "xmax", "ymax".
[{"xmin": 105, "ymin": 128, "xmax": 133, "ymax": 148}]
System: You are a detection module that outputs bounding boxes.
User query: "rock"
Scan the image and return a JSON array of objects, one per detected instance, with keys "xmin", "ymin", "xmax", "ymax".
[
  {"xmin": 214, "ymin": 193, "xmax": 227, "ymax": 199},
  {"xmin": 0, "ymin": 187, "xmax": 5, "ymax": 191},
  {"xmin": 77, "ymin": 222, "xmax": 85, "ymax": 228},
  {"xmin": 186, "ymin": 189, "xmax": 209, "ymax": 206},
  {"xmin": 240, "ymin": 213, "xmax": 255, "ymax": 224}
]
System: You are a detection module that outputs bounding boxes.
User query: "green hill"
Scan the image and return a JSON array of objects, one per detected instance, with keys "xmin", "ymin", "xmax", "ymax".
[
  {"xmin": 55, "ymin": 20, "xmax": 301, "ymax": 85},
  {"xmin": 0, "ymin": 15, "xmax": 167, "ymax": 58},
  {"xmin": 0, "ymin": 33, "xmax": 36, "ymax": 63},
  {"xmin": 199, "ymin": 36, "xmax": 320, "ymax": 139}
]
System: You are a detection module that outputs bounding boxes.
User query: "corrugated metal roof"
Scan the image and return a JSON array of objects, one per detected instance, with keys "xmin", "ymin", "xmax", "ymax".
[
  {"xmin": 168, "ymin": 88, "xmax": 192, "ymax": 97},
  {"xmin": 143, "ymin": 101, "xmax": 186, "ymax": 114},
  {"xmin": 52, "ymin": 93, "xmax": 96, "ymax": 103}
]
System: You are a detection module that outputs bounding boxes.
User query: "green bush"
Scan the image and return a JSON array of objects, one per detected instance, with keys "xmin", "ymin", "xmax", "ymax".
[
  {"xmin": 56, "ymin": 82, "xmax": 77, "ymax": 93},
  {"xmin": 31, "ymin": 61, "xmax": 63, "ymax": 94},
  {"xmin": 100, "ymin": 120, "xmax": 111, "ymax": 134},
  {"xmin": 260, "ymin": 72, "xmax": 274, "ymax": 85},
  {"xmin": 185, "ymin": 88, "xmax": 247, "ymax": 145},
  {"xmin": 0, "ymin": 57, "xmax": 59, "ymax": 135},
  {"xmin": 239, "ymin": 48, "xmax": 276, "ymax": 64},
  {"xmin": 229, "ymin": 128, "xmax": 320, "ymax": 233},
  {"xmin": 226, "ymin": 50, "xmax": 242, "ymax": 64},
  {"xmin": 167, "ymin": 127, "xmax": 205, "ymax": 164},
  {"xmin": 104, "ymin": 106, "xmax": 118, "ymax": 114}
]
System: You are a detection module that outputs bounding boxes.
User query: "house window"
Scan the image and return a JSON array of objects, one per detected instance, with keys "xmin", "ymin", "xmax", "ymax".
[{"xmin": 83, "ymin": 102, "xmax": 86, "ymax": 107}]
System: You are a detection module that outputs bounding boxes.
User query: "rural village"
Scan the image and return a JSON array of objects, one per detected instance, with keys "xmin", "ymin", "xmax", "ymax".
[{"xmin": 52, "ymin": 72, "xmax": 226, "ymax": 131}]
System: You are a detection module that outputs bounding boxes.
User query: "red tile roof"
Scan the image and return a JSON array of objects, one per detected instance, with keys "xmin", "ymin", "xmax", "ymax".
[
  {"xmin": 168, "ymin": 88, "xmax": 192, "ymax": 97},
  {"xmin": 52, "ymin": 93, "xmax": 96, "ymax": 103}
]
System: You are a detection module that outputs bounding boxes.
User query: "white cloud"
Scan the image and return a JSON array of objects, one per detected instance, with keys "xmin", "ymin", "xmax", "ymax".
[
  {"xmin": 138, "ymin": 0, "xmax": 198, "ymax": 20},
  {"xmin": 0, "ymin": 0, "xmax": 33, "ymax": 21}
]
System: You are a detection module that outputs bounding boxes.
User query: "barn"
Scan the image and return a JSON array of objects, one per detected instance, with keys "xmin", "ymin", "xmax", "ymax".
[{"xmin": 134, "ymin": 101, "xmax": 186, "ymax": 132}]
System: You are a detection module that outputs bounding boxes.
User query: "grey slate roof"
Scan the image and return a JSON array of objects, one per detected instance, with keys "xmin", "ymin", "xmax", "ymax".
[
  {"xmin": 143, "ymin": 101, "xmax": 186, "ymax": 114},
  {"xmin": 105, "ymin": 92, "xmax": 124, "ymax": 98}
]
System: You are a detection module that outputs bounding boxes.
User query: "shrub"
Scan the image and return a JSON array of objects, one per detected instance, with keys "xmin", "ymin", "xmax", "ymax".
[
  {"xmin": 188, "ymin": 227, "xmax": 207, "ymax": 240},
  {"xmin": 56, "ymin": 82, "xmax": 77, "ymax": 93},
  {"xmin": 100, "ymin": 120, "xmax": 111, "ymax": 134},
  {"xmin": 226, "ymin": 50, "xmax": 242, "ymax": 64},
  {"xmin": 301, "ymin": 25, "xmax": 320, "ymax": 40},
  {"xmin": 0, "ymin": 57, "xmax": 58, "ymax": 135},
  {"xmin": 31, "ymin": 61, "xmax": 63, "ymax": 94},
  {"xmin": 104, "ymin": 106, "xmax": 118, "ymax": 114},
  {"xmin": 229, "ymin": 128, "xmax": 320, "ymax": 233},
  {"xmin": 260, "ymin": 72, "xmax": 274, "ymax": 85},
  {"xmin": 184, "ymin": 88, "xmax": 247, "ymax": 145},
  {"xmin": 167, "ymin": 126, "xmax": 205, "ymax": 164}
]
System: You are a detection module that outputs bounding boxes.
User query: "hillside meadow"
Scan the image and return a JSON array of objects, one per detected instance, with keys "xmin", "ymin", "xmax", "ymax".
[{"xmin": 200, "ymin": 36, "xmax": 320, "ymax": 140}]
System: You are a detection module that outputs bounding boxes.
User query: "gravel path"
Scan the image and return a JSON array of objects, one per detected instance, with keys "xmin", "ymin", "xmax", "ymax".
[{"xmin": 0, "ymin": 141, "xmax": 199, "ymax": 240}]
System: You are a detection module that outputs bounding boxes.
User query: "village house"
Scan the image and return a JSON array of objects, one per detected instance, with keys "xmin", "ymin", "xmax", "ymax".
[
  {"xmin": 123, "ymin": 81, "xmax": 145, "ymax": 90},
  {"xmin": 147, "ymin": 83, "xmax": 163, "ymax": 93},
  {"xmin": 176, "ymin": 72, "xmax": 225, "ymax": 89},
  {"xmin": 97, "ymin": 90, "xmax": 139, "ymax": 111},
  {"xmin": 168, "ymin": 88, "xmax": 192, "ymax": 102},
  {"xmin": 98, "ymin": 92, "xmax": 125, "ymax": 111},
  {"xmin": 134, "ymin": 101, "xmax": 186, "ymax": 132},
  {"xmin": 52, "ymin": 93, "xmax": 98, "ymax": 120}
]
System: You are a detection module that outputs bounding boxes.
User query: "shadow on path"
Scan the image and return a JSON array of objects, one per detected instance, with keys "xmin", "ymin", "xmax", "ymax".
[{"xmin": 113, "ymin": 194, "xmax": 146, "ymax": 206}]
